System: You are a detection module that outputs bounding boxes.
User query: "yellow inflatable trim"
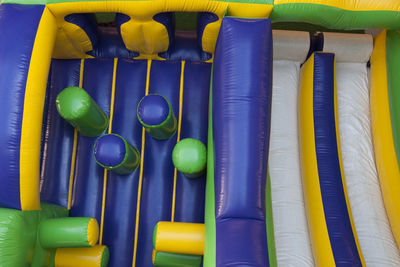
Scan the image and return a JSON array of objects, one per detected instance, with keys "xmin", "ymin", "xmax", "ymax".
[
  {"xmin": 55, "ymin": 245, "xmax": 108, "ymax": 267},
  {"xmin": 154, "ymin": 221, "xmax": 205, "ymax": 256},
  {"xmin": 299, "ymin": 53, "xmax": 335, "ymax": 267},
  {"xmin": 370, "ymin": 30, "xmax": 400, "ymax": 250},
  {"xmin": 20, "ymin": 7, "xmax": 57, "ymax": 211}
]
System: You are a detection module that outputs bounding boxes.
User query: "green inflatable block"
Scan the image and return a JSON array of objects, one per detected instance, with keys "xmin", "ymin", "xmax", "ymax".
[
  {"xmin": 172, "ymin": 138, "xmax": 207, "ymax": 178},
  {"xmin": 153, "ymin": 251, "xmax": 202, "ymax": 267},
  {"xmin": 56, "ymin": 86, "xmax": 108, "ymax": 137},
  {"xmin": 39, "ymin": 217, "xmax": 99, "ymax": 249}
]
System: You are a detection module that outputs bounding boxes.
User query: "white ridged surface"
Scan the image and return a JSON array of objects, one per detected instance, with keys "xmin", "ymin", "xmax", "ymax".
[
  {"xmin": 270, "ymin": 60, "xmax": 314, "ymax": 267},
  {"xmin": 336, "ymin": 62, "xmax": 400, "ymax": 266}
]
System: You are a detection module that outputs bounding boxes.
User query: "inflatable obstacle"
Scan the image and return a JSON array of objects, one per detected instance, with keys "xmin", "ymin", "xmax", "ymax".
[{"xmin": 1, "ymin": 0, "xmax": 400, "ymax": 266}]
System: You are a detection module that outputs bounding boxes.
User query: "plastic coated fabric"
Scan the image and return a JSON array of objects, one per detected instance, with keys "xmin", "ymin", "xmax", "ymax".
[
  {"xmin": 312, "ymin": 53, "xmax": 363, "ymax": 266},
  {"xmin": 336, "ymin": 62, "xmax": 400, "ymax": 266},
  {"xmin": 87, "ymin": 27, "xmax": 137, "ymax": 59},
  {"xmin": 40, "ymin": 60, "xmax": 81, "ymax": 208},
  {"xmin": 322, "ymin": 32, "xmax": 373, "ymax": 63},
  {"xmin": 174, "ymin": 61, "xmax": 210, "ymax": 223},
  {"xmin": 69, "ymin": 59, "xmax": 113, "ymax": 223},
  {"xmin": 269, "ymin": 60, "xmax": 313, "ymax": 267},
  {"xmin": 0, "ymin": 4, "xmax": 45, "ymax": 210},
  {"xmin": 64, "ymin": 13, "xmax": 98, "ymax": 49},
  {"xmin": 159, "ymin": 31, "xmax": 211, "ymax": 62},
  {"xmin": 135, "ymin": 60, "xmax": 181, "ymax": 267},
  {"xmin": 212, "ymin": 17, "xmax": 272, "ymax": 266},
  {"xmin": 102, "ymin": 59, "xmax": 147, "ymax": 267}
]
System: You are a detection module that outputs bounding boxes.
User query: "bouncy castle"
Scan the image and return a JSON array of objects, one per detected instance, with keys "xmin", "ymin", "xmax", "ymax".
[{"xmin": 1, "ymin": 0, "xmax": 400, "ymax": 266}]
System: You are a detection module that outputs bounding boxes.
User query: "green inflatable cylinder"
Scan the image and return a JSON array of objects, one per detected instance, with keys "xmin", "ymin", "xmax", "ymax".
[
  {"xmin": 94, "ymin": 134, "xmax": 140, "ymax": 175},
  {"xmin": 56, "ymin": 87, "xmax": 108, "ymax": 137},
  {"xmin": 152, "ymin": 250, "xmax": 202, "ymax": 267},
  {"xmin": 39, "ymin": 217, "xmax": 99, "ymax": 249},
  {"xmin": 172, "ymin": 138, "xmax": 207, "ymax": 178},
  {"xmin": 137, "ymin": 94, "xmax": 177, "ymax": 140}
]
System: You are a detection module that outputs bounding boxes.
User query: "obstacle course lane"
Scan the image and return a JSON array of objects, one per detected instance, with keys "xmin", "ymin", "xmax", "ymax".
[
  {"xmin": 40, "ymin": 59, "xmax": 81, "ymax": 208},
  {"xmin": 135, "ymin": 60, "xmax": 181, "ymax": 267},
  {"xmin": 102, "ymin": 59, "xmax": 147, "ymax": 267},
  {"xmin": 174, "ymin": 61, "xmax": 210, "ymax": 223},
  {"xmin": 69, "ymin": 59, "xmax": 113, "ymax": 224}
]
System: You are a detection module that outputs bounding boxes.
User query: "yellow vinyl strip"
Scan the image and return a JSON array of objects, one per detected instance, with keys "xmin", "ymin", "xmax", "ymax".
[
  {"xmin": 20, "ymin": 7, "xmax": 57, "ymax": 211},
  {"xmin": 299, "ymin": 54, "xmax": 335, "ymax": 267},
  {"xmin": 171, "ymin": 61, "xmax": 185, "ymax": 222},
  {"xmin": 132, "ymin": 59, "xmax": 152, "ymax": 267},
  {"xmin": 66, "ymin": 58, "xmax": 85, "ymax": 210},
  {"xmin": 370, "ymin": 31, "xmax": 400, "ymax": 249},
  {"xmin": 99, "ymin": 58, "xmax": 118, "ymax": 245}
]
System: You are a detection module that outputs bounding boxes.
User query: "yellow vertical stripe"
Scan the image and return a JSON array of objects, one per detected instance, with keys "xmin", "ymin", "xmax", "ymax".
[
  {"xmin": 171, "ymin": 60, "xmax": 185, "ymax": 222},
  {"xmin": 132, "ymin": 59, "xmax": 152, "ymax": 267},
  {"xmin": 299, "ymin": 54, "xmax": 335, "ymax": 267},
  {"xmin": 20, "ymin": 7, "xmax": 57, "ymax": 211},
  {"xmin": 99, "ymin": 58, "xmax": 118, "ymax": 245},
  {"xmin": 333, "ymin": 60, "xmax": 365, "ymax": 266},
  {"xmin": 67, "ymin": 58, "xmax": 85, "ymax": 210}
]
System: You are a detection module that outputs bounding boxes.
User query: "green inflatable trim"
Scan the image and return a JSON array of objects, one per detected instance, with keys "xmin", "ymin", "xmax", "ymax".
[
  {"xmin": 203, "ymin": 74, "xmax": 216, "ymax": 267},
  {"xmin": 39, "ymin": 217, "xmax": 94, "ymax": 249},
  {"xmin": 56, "ymin": 86, "xmax": 108, "ymax": 137},
  {"xmin": 153, "ymin": 223, "xmax": 158, "ymax": 249},
  {"xmin": 266, "ymin": 170, "xmax": 277, "ymax": 267},
  {"xmin": 100, "ymin": 246, "xmax": 110, "ymax": 267},
  {"xmin": 31, "ymin": 203, "xmax": 69, "ymax": 267},
  {"xmin": 271, "ymin": 4, "xmax": 400, "ymax": 30},
  {"xmin": 153, "ymin": 251, "xmax": 202, "ymax": 267},
  {"xmin": 386, "ymin": 30, "xmax": 400, "ymax": 168},
  {"xmin": 0, "ymin": 203, "xmax": 69, "ymax": 267}
]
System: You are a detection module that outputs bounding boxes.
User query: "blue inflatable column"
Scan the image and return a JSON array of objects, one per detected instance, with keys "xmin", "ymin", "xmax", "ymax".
[
  {"xmin": 0, "ymin": 4, "xmax": 55, "ymax": 210},
  {"xmin": 211, "ymin": 17, "xmax": 273, "ymax": 266}
]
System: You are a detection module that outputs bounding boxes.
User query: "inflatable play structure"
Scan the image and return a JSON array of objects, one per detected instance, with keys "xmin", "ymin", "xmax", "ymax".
[{"xmin": 2, "ymin": 0, "xmax": 400, "ymax": 266}]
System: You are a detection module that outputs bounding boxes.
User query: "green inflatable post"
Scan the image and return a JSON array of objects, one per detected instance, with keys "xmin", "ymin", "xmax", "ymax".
[{"xmin": 56, "ymin": 87, "xmax": 108, "ymax": 137}]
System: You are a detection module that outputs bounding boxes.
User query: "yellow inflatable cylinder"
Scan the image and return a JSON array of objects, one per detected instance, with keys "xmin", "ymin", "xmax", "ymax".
[
  {"xmin": 153, "ymin": 222, "xmax": 205, "ymax": 255},
  {"xmin": 54, "ymin": 245, "xmax": 109, "ymax": 267}
]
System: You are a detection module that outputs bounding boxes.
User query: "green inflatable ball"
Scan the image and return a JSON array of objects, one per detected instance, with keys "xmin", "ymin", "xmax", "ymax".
[{"xmin": 172, "ymin": 138, "xmax": 207, "ymax": 178}]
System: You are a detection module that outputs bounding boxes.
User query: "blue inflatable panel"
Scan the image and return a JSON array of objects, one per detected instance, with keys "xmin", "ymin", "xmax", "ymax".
[
  {"xmin": 69, "ymin": 59, "xmax": 113, "ymax": 223},
  {"xmin": 102, "ymin": 59, "xmax": 147, "ymax": 267},
  {"xmin": 87, "ymin": 27, "xmax": 137, "ymax": 58},
  {"xmin": 212, "ymin": 17, "xmax": 272, "ymax": 266},
  {"xmin": 40, "ymin": 59, "xmax": 81, "ymax": 207},
  {"xmin": 174, "ymin": 61, "xmax": 211, "ymax": 223},
  {"xmin": 135, "ymin": 60, "xmax": 181, "ymax": 267},
  {"xmin": 0, "ymin": 4, "xmax": 45, "ymax": 210},
  {"xmin": 40, "ymin": 58, "xmax": 210, "ymax": 267},
  {"xmin": 313, "ymin": 52, "xmax": 363, "ymax": 266},
  {"xmin": 65, "ymin": 13, "xmax": 98, "ymax": 48}
]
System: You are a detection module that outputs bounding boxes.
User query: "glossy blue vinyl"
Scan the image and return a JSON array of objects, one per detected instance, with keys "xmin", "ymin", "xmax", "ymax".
[
  {"xmin": 40, "ymin": 59, "xmax": 81, "ymax": 207},
  {"xmin": 0, "ymin": 4, "xmax": 45, "ymax": 210},
  {"xmin": 312, "ymin": 52, "xmax": 363, "ymax": 266},
  {"xmin": 174, "ymin": 61, "xmax": 210, "ymax": 223},
  {"xmin": 102, "ymin": 59, "xmax": 147, "ymax": 267},
  {"xmin": 212, "ymin": 17, "xmax": 273, "ymax": 266},
  {"xmin": 69, "ymin": 59, "xmax": 113, "ymax": 223},
  {"xmin": 135, "ymin": 60, "xmax": 181, "ymax": 267},
  {"xmin": 65, "ymin": 13, "xmax": 98, "ymax": 49},
  {"xmin": 87, "ymin": 27, "xmax": 138, "ymax": 58}
]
